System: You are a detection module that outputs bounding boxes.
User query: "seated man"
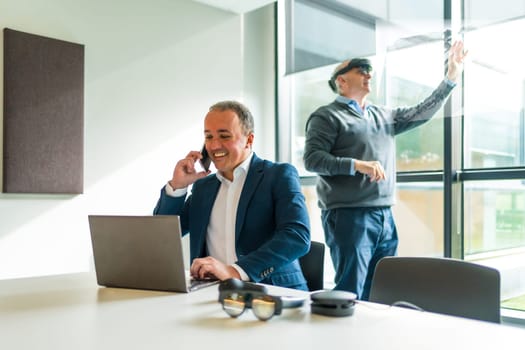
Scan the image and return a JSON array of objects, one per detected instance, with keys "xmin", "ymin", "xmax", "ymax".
[{"xmin": 154, "ymin": 100, "xmax": 310, "ymax": 290}]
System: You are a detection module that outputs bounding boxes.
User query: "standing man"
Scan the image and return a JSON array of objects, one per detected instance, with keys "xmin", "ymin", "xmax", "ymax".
[
  {"xmin": 154, "ymin": 100, "xmax": 310, "ymax": 290},
  {"xmin": 303, "ymin": 41, "xmax": 467, "ymax": 299}
]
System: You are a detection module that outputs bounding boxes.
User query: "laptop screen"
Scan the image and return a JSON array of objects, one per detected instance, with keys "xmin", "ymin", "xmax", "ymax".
[{"xmin": 88, "ymin": 215, "xmax": 190, "ymax": 292}]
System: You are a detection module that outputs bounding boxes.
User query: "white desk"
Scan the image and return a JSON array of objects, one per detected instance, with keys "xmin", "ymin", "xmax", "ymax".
[{"xmin": 0, "ymin": 273, "xmax": 523, "ymax": 350}]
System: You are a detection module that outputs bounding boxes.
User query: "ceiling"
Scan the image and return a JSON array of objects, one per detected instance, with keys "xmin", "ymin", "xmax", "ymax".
[{"xmin": 192, "ymin": 0, "xmax": 276, "ymax": 14}]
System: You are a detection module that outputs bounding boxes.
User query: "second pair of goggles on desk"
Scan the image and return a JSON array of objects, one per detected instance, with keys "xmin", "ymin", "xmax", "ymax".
[{"xmin": 218, "ymin": 278, "xmax": 306, "ymax": 321}]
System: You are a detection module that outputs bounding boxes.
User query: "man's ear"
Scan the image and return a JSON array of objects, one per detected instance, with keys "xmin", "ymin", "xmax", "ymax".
[
  {"xmin": 246, "ymin": 133, "xmax": 254, "ymax": 148},
  {"xmin": 336, "ymin": 75, "xmax": 346, "ymax": 88}
]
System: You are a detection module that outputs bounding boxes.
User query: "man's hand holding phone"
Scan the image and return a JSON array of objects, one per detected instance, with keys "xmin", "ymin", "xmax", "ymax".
[{"xmin": 169, "ymin": 149, "xmax": 211, "ymax": 190}]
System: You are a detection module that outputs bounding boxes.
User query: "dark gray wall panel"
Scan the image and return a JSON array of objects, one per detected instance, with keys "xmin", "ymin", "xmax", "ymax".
[{"xmin": 3, "ymin": 28, "xmax": 84, "ymax": 194}]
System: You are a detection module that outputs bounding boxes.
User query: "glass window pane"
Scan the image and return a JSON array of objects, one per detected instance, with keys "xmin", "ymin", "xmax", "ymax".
[
  {"xmin": 286, "ymin": 0, "xmax": 448, "ymax": 173},
  {"xmin": 290, "ymin": 1, "xmax": 375, "ymax": 73},
  {"xmin": 394, "ymin": 182, "xmax": 444, "ymax": 257},
  {"xmin": 388, "ymin": 43, "xmax": 445, "ymax": 171},
  {"xmin": 464, "ymin": 0, "xmax": 525, "ymax": 28},
  {"xmin": 290, "ymin": 66, "xmax": 335, "ymax": 176},
  {"xmin": 463, "ymin": 17, "xmax": 525, "ymax": 168},
  {"xmin": 464, "ymin": 180, "xmax": 525, "ymax": 255},
  {"xmin": 463, "ymin": 0, "xmax": 525, "ymax": 313},
  {"xmin": 464, "ymin": 180, "xmax": 525, "ymax": 311}
]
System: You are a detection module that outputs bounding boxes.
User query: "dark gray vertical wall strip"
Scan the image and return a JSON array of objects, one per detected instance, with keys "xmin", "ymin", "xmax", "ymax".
[{"xmin": 3, "ymin": 28, "xmax": 84, "ymax": 194}]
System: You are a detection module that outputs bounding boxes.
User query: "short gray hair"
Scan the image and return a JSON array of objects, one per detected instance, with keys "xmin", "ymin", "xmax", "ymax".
[{"xmin": 209, "ymin": 100, "xmax": 254, "ymax": 135}]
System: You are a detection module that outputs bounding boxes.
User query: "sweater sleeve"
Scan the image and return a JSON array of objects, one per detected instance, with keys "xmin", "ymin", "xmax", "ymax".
[
  {"xmin": 393, "ymin": 80, "xmax": 455, "ymax": 135},
  {"xmin": 303, "ymin": 113, "xmax": 353, "ymax": 176}
]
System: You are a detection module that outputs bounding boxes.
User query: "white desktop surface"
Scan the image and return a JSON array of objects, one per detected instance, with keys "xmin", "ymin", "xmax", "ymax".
[{"xmin": 0, "ymin": 272, "xmax": 523, "ymax": 350}]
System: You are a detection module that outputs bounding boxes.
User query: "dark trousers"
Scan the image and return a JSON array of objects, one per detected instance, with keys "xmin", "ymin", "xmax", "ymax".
[{"xmin": 321, "ymin": 207, "xmax": 398, "ymax": 300}]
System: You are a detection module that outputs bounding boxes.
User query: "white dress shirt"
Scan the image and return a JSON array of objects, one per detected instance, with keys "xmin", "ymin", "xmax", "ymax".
[{"xmin": 165, "ymin": 152, "xmax": 253, "ymax": 280}]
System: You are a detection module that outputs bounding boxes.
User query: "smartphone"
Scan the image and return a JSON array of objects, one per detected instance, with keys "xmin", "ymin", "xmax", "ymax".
[{"xmin": 200, "ymin": 144, "xmax": 211, "ymax": 172}]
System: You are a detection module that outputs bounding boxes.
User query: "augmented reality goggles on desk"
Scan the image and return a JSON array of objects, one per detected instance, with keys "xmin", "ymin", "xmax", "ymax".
[
  {"xmin": 218, "ymin": 278, "xmax": 306, "ymax": 321},
  {"xmin": 328, "ymin": 58, "xmax": 373, "ymax": 93}
]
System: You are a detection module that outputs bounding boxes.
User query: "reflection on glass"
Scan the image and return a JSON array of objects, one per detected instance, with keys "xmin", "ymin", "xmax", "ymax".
[
  {"xmin": 461, "ymin": 0, "xmax": 525, "ymax": 314},
  {"xmin": 291, "ymin": 1, "xmax": 375, "ymax": 73},
  {"xmin": 394, "ymin": 183, "xmax": 444, "ymax": 257},
  {"xmin": 388, "ymin": 43, "xmax": 445, "ymax": 172},
  {"xmin": 284, "ymin": 0, "xmax": 525, "ymax": 313},
  {"xmin": 464, "ymin": 180, "xmax": 525, "ymax": 255},
  {"xmin": 463, "ymin": 18, "xmax": 525, "ymax": 169},
  {"xmin": 464, "ymin": 180, "xmax": 525, "ymax": 312},
  {"xmin": 291, "ymin": 66, "xmax": 336, "ymax": 176}
]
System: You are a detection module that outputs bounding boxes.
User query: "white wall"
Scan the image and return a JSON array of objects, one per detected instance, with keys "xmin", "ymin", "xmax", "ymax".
[{"xmin": 0, "ymin": 0, "xmax": 276, "ymax": 279}]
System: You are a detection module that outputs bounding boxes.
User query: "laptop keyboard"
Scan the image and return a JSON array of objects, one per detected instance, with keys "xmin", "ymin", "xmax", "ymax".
[{"xmin": 189, "ymin": 278, "xmax": 220, "ymax": 292}]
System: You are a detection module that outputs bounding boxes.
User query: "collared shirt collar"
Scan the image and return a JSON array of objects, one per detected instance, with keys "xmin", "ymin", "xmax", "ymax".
[
  {"xmin": 336, "ymin": 95, "xmax": 369, "ymax": 116},
  {"xmin": 216, "ymin": 151, "xmax": 253, "ymax": 184}
]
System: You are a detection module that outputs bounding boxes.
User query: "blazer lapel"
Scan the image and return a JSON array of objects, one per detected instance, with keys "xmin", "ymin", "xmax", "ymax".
[
  {"xmin": 201, "ymin": 178, "xmax": 221, "ymax": 222},
  {"xmin": 235, "ymin": 154, "xmax": 264, "ymax": 241},
  {"xmin": 194, "ymin": 177, "xmax": 221, "ymax": 256}
]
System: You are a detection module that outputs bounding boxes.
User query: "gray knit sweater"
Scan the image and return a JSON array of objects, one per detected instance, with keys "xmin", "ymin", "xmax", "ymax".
[{"xmin": 304, "ymin": 80, "xmax": 455, "ymax": 209}]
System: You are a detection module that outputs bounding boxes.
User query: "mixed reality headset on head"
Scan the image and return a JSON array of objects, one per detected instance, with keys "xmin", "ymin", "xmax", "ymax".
[{"xmin": 328, "ymin": 58, "xmax": 373, "ymax": 93}]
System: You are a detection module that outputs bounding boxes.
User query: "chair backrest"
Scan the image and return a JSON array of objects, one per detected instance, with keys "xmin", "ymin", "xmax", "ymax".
[
  {"xmin": 299, "ymin": 241, "xmax": 325, "ymax": 291},
  {"xmin": 369, "ymin": 256, "xmax": 501, "ymax": 323}
]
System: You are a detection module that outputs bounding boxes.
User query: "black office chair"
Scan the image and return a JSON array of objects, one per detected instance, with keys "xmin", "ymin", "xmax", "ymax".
[
  {"xmin": 299, "ymin": 241, "xmax": 325, "ymax": 291},
  {"xmin": 369, "ymin": 256, "xmax": 501, "ymax": 323}
]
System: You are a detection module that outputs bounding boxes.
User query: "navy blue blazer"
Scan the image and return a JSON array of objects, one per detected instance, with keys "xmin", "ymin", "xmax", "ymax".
[{"xmin": 153, "ymin": 154, "xmax": 310, "ymax": 289}]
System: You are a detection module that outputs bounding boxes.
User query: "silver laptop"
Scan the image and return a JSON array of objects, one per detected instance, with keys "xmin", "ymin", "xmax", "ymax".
[{"xmin": 88, "ymin": 215, "xmax": 219, "ymax": 293}]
